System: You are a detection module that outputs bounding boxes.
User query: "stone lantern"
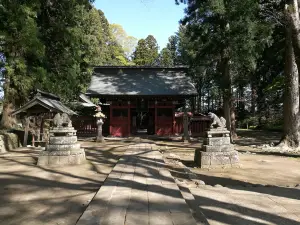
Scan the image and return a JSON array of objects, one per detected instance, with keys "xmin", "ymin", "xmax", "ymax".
[{"xmin": 94, "ymin": 105, "xmax": 106, "ymax": 142}]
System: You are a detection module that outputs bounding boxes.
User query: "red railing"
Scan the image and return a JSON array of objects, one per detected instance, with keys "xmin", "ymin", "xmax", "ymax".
[
  {"xmin": 72, "ymin": 114, "xmax": 211, "ymax": 137},
  {"xmin": 174, "ymin": 115, "xmax": 210, "ymax": 137},
  {"xmin": 72, "ymin": 116, "xmax": 97, "ymax": 137}
]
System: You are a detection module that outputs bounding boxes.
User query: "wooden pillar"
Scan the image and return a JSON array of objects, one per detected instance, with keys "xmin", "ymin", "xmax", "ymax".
[
  {"xmin": 23, "ymin": 116, "xmax": 29, "ymax": 147},
  {"xmin": 109, "ymin": 104, "xmax": 112, "ymax": 135},
  {"xmin": 183, "ymin": 99, "xmax": 190, "ymax": 143},
  {"xmin": 172, "ymin": 101, "xmax": 175, "ymax": 135},
  {"xmin": 154, "ymin": 100, "xmax": 157, "ymax": 135},
  {"xmin": 40, "ymin": 117, "xmax": 44, "ymax": 141},
  {"xmin": 128, "ymin": 101, "xmax": 131, "ymax": 136}
]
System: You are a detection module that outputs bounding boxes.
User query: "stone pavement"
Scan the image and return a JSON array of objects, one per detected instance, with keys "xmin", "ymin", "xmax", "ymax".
[
  {"xmin": 189, "ymin": 185, "xmax": 300, "ymax": 225},
  {"xmin": 77, "ymin": 143, "xmax": 198, "ymax": 225}
]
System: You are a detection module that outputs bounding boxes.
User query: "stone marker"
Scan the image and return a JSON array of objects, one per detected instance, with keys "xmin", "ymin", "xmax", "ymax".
[
  {"xmin": 37, "ymin": 113, "xmax": 85, "ymax": 166},
  {"xmin": 194, "ymin": 112, "xmax": 239, "ymax": 168}
]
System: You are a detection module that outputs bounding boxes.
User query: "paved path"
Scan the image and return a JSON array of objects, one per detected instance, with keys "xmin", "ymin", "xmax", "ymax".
[
  {"xmin": 77, "ymin": 143, "xmax": 198, "ymax": 225},
  {"xmin": 190, "ymin": 185, "xmax": 300, "ymax": 225}
]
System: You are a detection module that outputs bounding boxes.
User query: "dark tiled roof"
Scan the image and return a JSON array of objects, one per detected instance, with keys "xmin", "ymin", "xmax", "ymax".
[
  {"xmin": 33, "ymin": 89, "xmax": 61, "ymax": 101},
  {"xmin": 86, "ymin": 67, "xmax": 197, "ymax": 97},
  {"xmin": 78, "ymin": 93, "xmax": 96, "ymax": 107},
  {"xmin": 12, "ymin": 94, "xmax": 76, "ymax": 116}
]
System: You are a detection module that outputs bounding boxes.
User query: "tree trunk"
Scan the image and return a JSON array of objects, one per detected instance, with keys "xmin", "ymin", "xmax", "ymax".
[
  {"xmin": 250, "ymin": 81, "xmax": 257, "ymax": 116},
  {"xmin": 230, "ymin": 102, "xmax": 237, "ymax": 140},
  {"xmin": 182, "ymin": 100, "xmax": 190, "ymax": 142},
  {"xmin": 287, "ymin": 0, "xmax": 300, "ymax": 70},
  {"xmin": 0, "ymin": 75, "xmax": 15, "ymax": 129},
  {"xmin": 207, "ymin": 88, "xmax": 210, "ymax": 111},
  {"xmin": 280, "ymin": 11, "xmax": 300, "ymax": 147},
  {"xmin": 198, "ymin": 88, "xmax": 202, "ymax": 112},
  {"xmin": 221, "ymin": 51, "xmax": 237, "ymax": 139},
  {"xmin": 238, "ymin": 84, "xmax": 245, "ymax": 120}
]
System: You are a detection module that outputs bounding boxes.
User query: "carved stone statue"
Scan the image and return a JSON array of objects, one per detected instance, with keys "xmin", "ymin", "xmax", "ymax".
[
  {"xmin": 208, "ymin": 112, "xmax": 226, "ymax": 129},
  {"xmin": 53, "ymin": 113, "xmax": 72, "ymax": 127}
]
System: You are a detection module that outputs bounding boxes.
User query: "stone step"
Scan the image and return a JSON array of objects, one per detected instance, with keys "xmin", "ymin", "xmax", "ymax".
[{"xmin": 49, "ymin": 136, "xmax": 77, "ymax": 144}]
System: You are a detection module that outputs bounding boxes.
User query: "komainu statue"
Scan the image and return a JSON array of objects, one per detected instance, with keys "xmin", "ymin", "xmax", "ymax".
[
  {"xmin": 208, "ymin": 112, "xmax": 226, "ymax": 129},
  {"xmin": 53, "ymin": 113, "xmax": 72, "ymax": 127}
]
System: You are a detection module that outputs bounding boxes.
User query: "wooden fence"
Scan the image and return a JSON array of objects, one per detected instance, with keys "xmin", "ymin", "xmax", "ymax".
[
  {"xmin": 72, "ymin": 116, "xmax": 97, "ymax": 137},
  {"xmin": 174, "ymin": 115, "xmax": 210, "ymax": 137},
  {"xmin": 72, "ymin": 115, "xmax": 210, "ymax": 137}
]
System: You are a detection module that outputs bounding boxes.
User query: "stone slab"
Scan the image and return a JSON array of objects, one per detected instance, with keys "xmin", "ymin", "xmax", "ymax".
[
  {"xmin": 46, "ymin": 143, "xmax": 81, "ymax": 151},
  {"xmin": 202, "ymin": 144, "xmax": 234, "ymax": 152},
  {"xmin": 49, "ymin": 136, "xmax": 77, "ymax": 145},
  {"xmin": 39, "ymin": 148, "xmax": 84, "ymax": 156},
  {"xmin": 206, "ymin": 129, "xmax": 230, "ymax": 137},
  {"xmin": 76, "ymin": 145, "xmax": 198, "ymax": 225},
  {"xmin": 51, "ymin": 127, "xmax": 77, "ymax": 132},
  {"xmin": 203, "ymin": 136, "xmax": 231, "ymax": 146},
  {"xmin": 195, "ymin": 149, "xmax": 239, "ymax": 168},
  {"xmin": 37, "ymin": 149, "xmax": 86, "ymax": 165}
]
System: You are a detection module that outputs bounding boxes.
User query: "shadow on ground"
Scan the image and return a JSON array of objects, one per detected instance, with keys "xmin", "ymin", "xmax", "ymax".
[
  {"xmin": 0, "ymin": 142, "xmax": 128, "ymax": 225},
  {"xmin": 1, "ymin": 136, "xmax": 299, "ymax": 225}
]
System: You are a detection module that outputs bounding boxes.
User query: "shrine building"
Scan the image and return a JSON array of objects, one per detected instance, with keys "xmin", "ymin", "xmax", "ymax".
[{"xmin": 85, "ymin": 66, "xmax": 197, "ymax": 137}]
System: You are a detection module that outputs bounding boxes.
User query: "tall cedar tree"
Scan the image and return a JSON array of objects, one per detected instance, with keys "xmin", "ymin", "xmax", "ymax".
[
  {"xmin": 159, "ymin": 48, "xmax": 173, "ymax": 66},
  {"xmin": 280, "ymin": 0, "xmax": 300, "ymax": 147},
  {"xmin": 133, "ymin": 35, "xmax": 159, "ymax": 66},
  {"xmin": 178, "ymin": 0, "xmax": 271, "ymax": 139},
  {"xmin": 0, "ymin": 1, "xmax": 46, "ymax": 128},
  {"xmin": 0, "ymin": 2, "xmax": 129, "ymax": 129},
  {"xmin": 38, "ymin": 0, "xmax": 94, "ymax": 101}
]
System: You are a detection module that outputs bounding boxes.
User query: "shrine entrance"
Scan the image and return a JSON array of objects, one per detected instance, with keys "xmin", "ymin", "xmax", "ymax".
[{"xmin": 131, "ymin": 108, "xmax": 155, "ymax": 135}]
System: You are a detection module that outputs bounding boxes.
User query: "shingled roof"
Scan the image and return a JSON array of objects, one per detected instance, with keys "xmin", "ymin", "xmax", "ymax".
[
  {"xmin": 12, "ymin": 90, "xmax": 76, "ymax": 116},
  {"xmin": 86, "ymin": 66, "xmax": 197, "ymax": 97}
]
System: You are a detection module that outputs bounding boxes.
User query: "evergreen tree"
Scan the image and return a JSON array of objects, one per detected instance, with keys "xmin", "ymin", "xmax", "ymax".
[
  {"xmin": 133, "ymin": 35, "xmax": 159, "ymax": 65},
  {"xmin": 166, "ymin": 35, "xmax": 179, "ymax": 64},
  {"xmin": 145, "ymin": 35, "xmax": 159, "ymax": 64},
  {"xmin": 159, "ymin": 48, "xmax": 173, "ymax": 67},
  {"xmin": 133, "ymin": 39, "xmax": 149, "ymax": 65},
  {"xmin": 0, "ymin": 0, "xmax": 46, "ymax": 128},
  {"xmin": 178, "ymin": 0, "xmax": 272, "ymax": 138},
  {"xmin": 38, "ymin": 0, "xmax": 88, "ymax": 100}
]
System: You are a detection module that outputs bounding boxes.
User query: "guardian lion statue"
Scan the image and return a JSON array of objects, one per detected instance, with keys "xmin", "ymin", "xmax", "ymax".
[
  {"xmin": 208, "ymin": 112, "xmax": 226, "ymax": 129},
  {"xmin": 53, "ymin": 113, "xmax": 72, "ymax": 127}
]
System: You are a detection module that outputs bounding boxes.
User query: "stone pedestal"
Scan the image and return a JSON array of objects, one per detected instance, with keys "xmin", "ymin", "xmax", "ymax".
[
  {"xmin": 37, "ymin": 127, "xmax": 85, "ymax": 166},
  {"xmin": 195, "ymin": 128, "xmax": 239, "ymax": 168}
]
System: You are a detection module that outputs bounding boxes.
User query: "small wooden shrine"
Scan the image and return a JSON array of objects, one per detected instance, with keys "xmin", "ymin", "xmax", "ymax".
[
  {"xmin": 85, "ymin": 66, "xmax": 198, "ymax": 137},
  {"xmin": 11, "ymin": 89, "xmax": 76, "ymax": 146}
]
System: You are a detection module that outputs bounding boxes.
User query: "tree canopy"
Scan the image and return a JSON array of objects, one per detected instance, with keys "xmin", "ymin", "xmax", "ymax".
[
  {"xmin": 0, "ymin": 1, "xmax": 134, "ymax": 128},
  {"xmin": 133, "ymin": 35, "xmax": 159, "ymax": 66}
]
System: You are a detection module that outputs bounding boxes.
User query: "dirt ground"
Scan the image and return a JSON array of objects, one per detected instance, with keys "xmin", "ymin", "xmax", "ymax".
[
  {"xmin": 0, "ymin": 141, "xmax": 129, "ymax": 225},
  {"xmin": 0, "ymin": 130, "xmax": 300, "ymax": 225},
  {"xmin": 160, "ymin": 130, "xmax": 300, "ymax": 187},
  {"xmin": 160, "ymin": 130, "xmax": 300, "ymax": 225}
]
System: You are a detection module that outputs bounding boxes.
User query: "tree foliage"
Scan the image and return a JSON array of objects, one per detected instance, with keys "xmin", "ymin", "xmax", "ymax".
[
  {"xmin": 110, "ymin": 24, "xmax": 138, "ymax": 59},
  {"xmin": 175, "ymin": 0, "xmax": 273, "ymax": 138},
  {"xmin": 159, "ymin": 48, "xmax": 173, "ymax": 67},
  {"xmin": 133, "ymin": 35, "xmax": 159, "ymax": 65},
  {"xmin": 0, "ymin": 0, "xmax": 46, "ymax": 128},
  {"xmin": 0, "ymin": 1, "xmax": 133, "ymax": 128}
]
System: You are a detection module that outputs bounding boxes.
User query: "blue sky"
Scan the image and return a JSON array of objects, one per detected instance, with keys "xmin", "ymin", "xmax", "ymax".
[{"xmin": 94, "ymin": 0, "xmax": 186, "ymax": 50}]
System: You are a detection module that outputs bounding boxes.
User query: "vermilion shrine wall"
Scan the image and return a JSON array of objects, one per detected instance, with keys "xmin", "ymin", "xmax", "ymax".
[{"xmin": 109, "ymin": 100, "xmax": 175, "ymax": 137}]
